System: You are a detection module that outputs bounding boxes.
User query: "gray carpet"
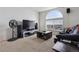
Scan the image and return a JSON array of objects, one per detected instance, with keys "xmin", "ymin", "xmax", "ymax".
[{"xmin": 0, "ymin": 34, "xmax": 55, "ymax": 52}]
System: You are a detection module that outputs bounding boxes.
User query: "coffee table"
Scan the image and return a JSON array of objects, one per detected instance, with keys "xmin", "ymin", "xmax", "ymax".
[{"xmin": 37, "ymin": 31, "xmax": 52, "ymax": 40}]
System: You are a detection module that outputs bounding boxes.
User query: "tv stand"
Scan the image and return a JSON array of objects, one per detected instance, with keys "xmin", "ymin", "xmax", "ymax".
[{"xmin": 23, "ymin": 30, "xmax": 37, "ymax": 37}]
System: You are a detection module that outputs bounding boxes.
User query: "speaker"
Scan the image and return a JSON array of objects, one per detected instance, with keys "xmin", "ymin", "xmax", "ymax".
[
  {"xmin": 17, "ymin": 25, "xmax": 23, "ymax": 38},
  {"xmin": 35, "ymin": 23, "xmax": 38, "ymax": 29},
  {"xmin": 66, "ymin": 8, "xmax": 70, "ymax": 13}
]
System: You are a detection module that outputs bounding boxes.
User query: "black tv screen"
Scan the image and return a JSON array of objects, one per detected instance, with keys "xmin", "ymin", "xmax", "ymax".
[{"xmin": 23, "ymin": 20, "xmax": 35, "ymax": 30}]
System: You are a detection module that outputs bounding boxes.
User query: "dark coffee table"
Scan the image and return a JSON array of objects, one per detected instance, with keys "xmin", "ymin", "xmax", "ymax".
[{"xmin": 37, "ymin": 31, "xmax": 52, "ymax": 40}]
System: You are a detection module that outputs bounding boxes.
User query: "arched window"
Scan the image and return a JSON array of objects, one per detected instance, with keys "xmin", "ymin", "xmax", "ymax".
[
  {"xmin": 46, "ymin": 10, "xmax": 63, "ymax": 19},
  {"xmin": 46, "ymin": 10, "xmax": 63, "ymax": 31}
]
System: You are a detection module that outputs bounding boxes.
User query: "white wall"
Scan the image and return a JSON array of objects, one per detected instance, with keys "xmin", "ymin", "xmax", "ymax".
[
  {"xmin": 0, "ymin": 7, "xmax": 38, "ymax": 41},
  {"xmin": 39, "ymin": 7, "xmax": 79, "ymax": 31},
  {"xmin": 58, "ymin": 7, "xmax": 79, "ymax": 27}
]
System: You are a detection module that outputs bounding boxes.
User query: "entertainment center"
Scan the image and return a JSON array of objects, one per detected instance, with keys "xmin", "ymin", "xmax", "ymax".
[
  {"xmin": 22, "ymin": 20, "xmax": 38, "ymax": 37},
  {"xmin": 8, "ymin": 19, "xmax": 38, "ymax": 41}
]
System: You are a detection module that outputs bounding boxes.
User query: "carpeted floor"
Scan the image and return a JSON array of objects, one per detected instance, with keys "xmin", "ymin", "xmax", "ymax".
[{"xmin": 0, "ymin": 34, "xmax": 55, "ymax": 52}]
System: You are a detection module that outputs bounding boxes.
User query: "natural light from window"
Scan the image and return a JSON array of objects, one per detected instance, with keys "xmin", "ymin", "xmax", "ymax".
[
  {"xmin": 46, "ymin": 9, "xmax": 63, "ymax": 31},
  {"xmin": 46, "ymin": 10, "xmax": 63, "ymax": 19},
  {"xmin": 46, "ymin": 10, "xmax": 63, "ymax": 25}
]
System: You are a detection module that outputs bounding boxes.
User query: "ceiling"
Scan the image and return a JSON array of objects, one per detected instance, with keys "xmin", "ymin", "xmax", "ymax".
[{"xmin": 29, "ymin": 7, "xmax": 56, "ymax": 12}]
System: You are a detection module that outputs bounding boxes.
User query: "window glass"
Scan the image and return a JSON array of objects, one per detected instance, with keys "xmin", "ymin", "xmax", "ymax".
[
  {"xmin": 46, "ymin": 10, "xmax": 63, "ymax": 31},
  {"xmin": 46, "ymin": 10, "xmax": 63, "ymax": 19}
]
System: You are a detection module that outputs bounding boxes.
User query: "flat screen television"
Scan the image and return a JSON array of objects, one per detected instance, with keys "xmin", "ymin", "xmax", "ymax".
[{"xmin": 23, "ymin": 20, "xmax": 35, "ymax": 30}]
